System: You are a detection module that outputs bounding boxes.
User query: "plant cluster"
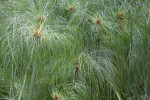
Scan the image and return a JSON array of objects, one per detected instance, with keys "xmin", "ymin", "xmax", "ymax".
[{"xmin": 0, "ymin": 0, "xmax": 150, "ymax": 100}]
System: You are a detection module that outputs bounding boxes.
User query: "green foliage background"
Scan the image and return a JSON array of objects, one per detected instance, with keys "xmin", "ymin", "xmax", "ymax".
[{"xmin": 0, "ymin": 0, "xmax": 150, "ymax": 100}]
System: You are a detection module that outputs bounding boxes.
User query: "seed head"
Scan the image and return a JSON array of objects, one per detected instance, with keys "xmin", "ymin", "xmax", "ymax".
[
  {"xmin": 117, "ymin": 13, "xmax": 125, "ymax": 19},
  {"xmin": 94, "ymin": 18, "xmax": 102, "ymax": 26},
  {"xmin": 37, "ymin": 16, "xmax": 45, "ymax": 22},
  {"xmin": 68, "ymin": 5, "xmax": 75, "ymax": 11},
  {"xmin": 32, "ymin": 26, "xmax": 43, "ymax": 39},
  {"xmin": 52, "ymin": 92, "xmax": 64, "ymax": 100}
]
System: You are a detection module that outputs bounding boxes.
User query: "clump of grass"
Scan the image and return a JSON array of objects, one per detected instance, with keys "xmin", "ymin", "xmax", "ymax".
[{"xmin": 0, "ymin": 0, "xmax": 150, "ymax": 100}]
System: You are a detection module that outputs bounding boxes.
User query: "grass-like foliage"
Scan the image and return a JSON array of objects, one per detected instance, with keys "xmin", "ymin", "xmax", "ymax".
[{"xmin": 0, "ymin": 0, "xmax": 150, "ymax": 100}]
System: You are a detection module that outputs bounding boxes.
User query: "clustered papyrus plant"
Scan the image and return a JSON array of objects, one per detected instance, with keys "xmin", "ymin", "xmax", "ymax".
[{"xmin": 0, "ymin": 0, "xmax": 150, "ymax": 100}]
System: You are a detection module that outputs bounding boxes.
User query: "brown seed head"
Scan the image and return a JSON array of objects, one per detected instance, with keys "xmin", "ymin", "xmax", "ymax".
[
  {"xmin": 52, "ymin": 92, "xmax": 64, "ymax": 100},
  {"xmin": 118, "ymin": 13, "xmax": 125, "ymax": 19},
  {"xmin": 52, "ymin": 95, "xmax": 58, "ymax": 100},
  {"xmin": 68, "ymin": 5, "xmax": 75, "ymax": 11},
  {"xmin": 32, "ymin": 28, "xmax": 42, "ymax": 39},
  {"xmin": 95, "ymin": 18, "xmax": 102, "ymax": 26}
]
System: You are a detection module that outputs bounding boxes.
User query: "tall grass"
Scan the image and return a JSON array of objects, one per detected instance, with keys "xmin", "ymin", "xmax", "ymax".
[{"xmin": 0, "ymin": 0, "xmax": 150, "ymax": 100}]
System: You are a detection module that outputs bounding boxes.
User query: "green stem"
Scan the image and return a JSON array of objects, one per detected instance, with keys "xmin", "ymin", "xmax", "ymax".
[{"xmin": 28, "ymin": 43, "xmax": 38, "ymax": 100}]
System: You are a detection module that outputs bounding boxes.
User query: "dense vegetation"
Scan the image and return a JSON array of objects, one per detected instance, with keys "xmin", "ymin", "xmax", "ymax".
[{"xmin": 0, "ymin": 0, "xmax": 150, "ymax": 100}]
